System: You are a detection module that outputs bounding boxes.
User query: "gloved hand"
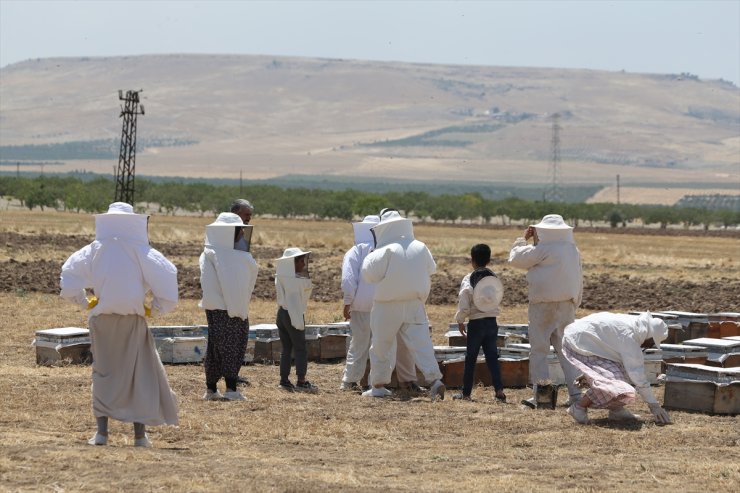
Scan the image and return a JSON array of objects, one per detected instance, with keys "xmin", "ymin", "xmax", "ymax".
[
  {"xmin": 648, "ymin": 403, "xmax": 671, "ymax": 424},
  {"xmin": 86, "ymin": 296, "xmax": 99, "ymax": 310},
  {"xmin": 144, "ymin": 305, "xmax": 152, "ymax": 317}
]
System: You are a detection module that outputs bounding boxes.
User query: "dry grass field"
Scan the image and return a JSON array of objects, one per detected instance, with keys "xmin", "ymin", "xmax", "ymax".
[{"xmin": 1, "ymin": 210, "xmax": 739, "ymax": 492}]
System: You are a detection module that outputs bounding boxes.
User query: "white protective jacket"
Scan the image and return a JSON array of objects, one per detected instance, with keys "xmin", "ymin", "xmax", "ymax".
[
  {"xmin": 361, "ymin": 213, "xmax": 436, "ymax": 326},
  {"xmin": 275, "ymin": 255, "xmax": 313, "ymax": 331},
  {"xmin": 199, "ymin": 215, "xmax": 259, "ymax": 321},
  {"xmin": 508, "ymin": 227, "xmax": 582, "ymax": 306},
  {"xmin": 60, "ymin": 203, "xmax": 178, "ymax": 317},
  {"xmin": 341, "ymin": 216, "xmax": 379, "ymax": 313},
  {"xmin": 563, "ymin": 312, "xmax": 668, "ymax": 404}
]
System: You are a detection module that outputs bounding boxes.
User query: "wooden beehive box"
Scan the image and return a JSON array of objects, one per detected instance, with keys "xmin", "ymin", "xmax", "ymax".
[
  {"xmin": 441, "ymin": 356, "xmax": 528, "ymax": 389},
  {"xmin": 707, "ymin": 321, "xmax": 740, "ymax": 339},
  {"xmin": 156, "ymin": 336, "xmax": 207, "ymax": 364},
  {"xmin": 661, "ymin": 311, "xmax": 709, "ymax": 342},
  {"xmin": 150, "ymin": 325, "xmax": 208, "ymax": 338},
  {"xmin": 253, "ymin": 338, "xmax": 282, "ymax": 363},
  {"xmin": 319, "ymin": 334, "xmax": 348, "ymax": 360},
  {"xmin": 446, "ymin": 323, "xmax": 528, "ymax": 348},
  {"xmin": 660, "ymin": 343, "xmax": 708, "ymax": 372},
  {"xmin": 663, "ymin": 363, "xmax": 740, "ymax": 414},
  {"xmin": 34, "ymin": 327, "xmax": 92, "ymax": 366},
  {"xmin": 444, "ymin": 329, "xmax": 467, "ymax": 347},
  {"xmin": 252, "ymin": 323, "xmax": 279, "ymax": 340},
  {"xmin": 149, "ymin": 325, "xmax": 208, "ymax": 364},
  {"xmin": 434, "ymin": 345, "xmax": 467, "ymax": 362},
  {"xmin": 504, "ymin": 343, "xmax": 567, "ymax": 385},
  {"xmin": 682, "ymin": 338, "xmax": 740, "ymax": 368}
]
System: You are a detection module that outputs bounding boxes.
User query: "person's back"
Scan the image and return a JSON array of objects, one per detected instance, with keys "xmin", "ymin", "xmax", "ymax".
[
  {"xmin": 360, "ymin": 210, "xmax": 445, "ymax": 401},
  {"xmin": 509, "ymin": 222, "xmax": 582, "ymax": 305},
  {"xmin": 59, "ymin": 202, "xmax": 179, "ymax": 447},
  {"xmin": 508, "ymin": 214, "xmax": 583, "ymax": 408}
]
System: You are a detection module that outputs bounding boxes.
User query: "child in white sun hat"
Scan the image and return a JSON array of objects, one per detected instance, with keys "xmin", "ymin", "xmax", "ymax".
[{"xmin": 275, "ymin": 247, "xmax": 318, "ymax": 393}]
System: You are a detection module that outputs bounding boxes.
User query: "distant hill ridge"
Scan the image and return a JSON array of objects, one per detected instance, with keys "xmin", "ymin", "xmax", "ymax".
[{"xmin": 1, "ymin": 54, "xmax": 738, "ymax": 187}]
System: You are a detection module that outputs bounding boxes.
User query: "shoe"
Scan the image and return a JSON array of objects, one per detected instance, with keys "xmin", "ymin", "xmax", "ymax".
[
  {"xmin": 361, "ymin": 387, "xmax": 392, "ymax": 398},
  {"xmin": 295, "ymin": 381, "xmax": 319, "ymax": 394},
  {"xmin": 87, "ymin": 432, "xmax": 108, "ymax": 446},
  {"xmin": 453, "ymin": 393, "xmax": 471, "ymax": 401},
  {"xmin": 408, "ymin": 382, "xmax": 425, "ymax": 394},
  {"xmin": 223, "ymin": 389, "xmax": 247, "ymax": 401},
  {"xmin": 521, "ymin": 397, "xmax": 537, "ymax": 409},
  {"xmin": 236, "ymin": 376, "xmax": 251, "ymax": 387},
  {"xmin": 494, "ymin": 391, "xmax": 507, "ymax": 403},
  {"xmin": 339, "ymin": 381, "xmax": 359, "ymax": 391},
  {"xmin": 430, "ymin": 380, "xmax": 446, "ymax": 402},
  {"xmin": 279, "ymin": 380, "xmax": 295, "ymax": 392},
  {"xmin": 608, "ymin": 407, "xmax": 640, "ymax": 421},
  {"xmin": 203, "ymin": 389, "xmax": 224, "ymax": 401},
  {"xmin": 134, "ymin": 434, "xmax": 152, "ymax": 448},
  {"xmin": 567, "ymin": 404, "xmax": 589, "ymax": 424}
]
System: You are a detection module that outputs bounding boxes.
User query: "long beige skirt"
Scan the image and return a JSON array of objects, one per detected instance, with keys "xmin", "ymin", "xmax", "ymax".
[{"xmin": 89, "ymin": 314, "xmax": 179, "ymax": 426}]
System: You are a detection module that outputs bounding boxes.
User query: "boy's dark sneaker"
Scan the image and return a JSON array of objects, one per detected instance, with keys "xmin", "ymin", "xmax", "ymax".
[
  {"xmin": 295, "ymin": 381, "xmax": 319, "ymax": 394},
  {"xmin": 279, "ymin": 381, "xmax": 295, "ymax": 392},
  {"xmin": 495, "ymin": 391, "xmax": 507, "ymax": 403}
]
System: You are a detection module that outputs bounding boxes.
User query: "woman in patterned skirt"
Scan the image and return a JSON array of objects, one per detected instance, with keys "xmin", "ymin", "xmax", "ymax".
[
  {"xmin": 199, "ymin": 212, "xmax": 259, "ymax": 401},
  {"xmin": 562, "ymin": 312, "xmax": 672, "ymax": 425}
]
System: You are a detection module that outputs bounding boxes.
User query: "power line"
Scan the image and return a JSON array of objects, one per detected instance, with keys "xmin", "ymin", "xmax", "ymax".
[{"xmin": 544, "ymin": 113, "xmax": 563, "ymax": 202}]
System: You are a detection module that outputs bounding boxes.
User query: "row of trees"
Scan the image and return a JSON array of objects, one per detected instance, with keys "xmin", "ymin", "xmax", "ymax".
[{"xmin": 1, "ymin": 175, "xmax": 738, "ymax": 229}]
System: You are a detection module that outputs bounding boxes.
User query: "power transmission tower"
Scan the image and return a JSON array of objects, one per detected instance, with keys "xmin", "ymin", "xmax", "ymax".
[
  {"xmin": 544, "ymin": 113, "xmax": 563, "ymax": 202},
  {"xmin": 114, "ymin": 90, "xmax": 145, "ymax": 205}
]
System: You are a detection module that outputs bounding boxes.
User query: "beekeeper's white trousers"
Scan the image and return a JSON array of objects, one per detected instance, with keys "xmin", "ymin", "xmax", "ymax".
[
  {"xmin": 342, "ymin": 312, "xmax": 418, "ymax": 384},
  {"xmin": 369, "ymin": 322, "xmax": 441, "ymax": 386},
  {"xmin": 342, "ymin": 311, "xmax": 372, "ymax": 384},
  {"xmin": 528, "ymin": 301, "xmax": 581, "ymax": 397},
  {"xmin": 394, "ymin": 335, "xmax": 417, "ymax": 383}
]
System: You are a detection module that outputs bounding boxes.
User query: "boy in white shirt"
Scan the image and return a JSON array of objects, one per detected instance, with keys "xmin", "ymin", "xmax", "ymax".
[{"xmin": 453, "ymin": 244, "xmax": 507, "ymax": 402}]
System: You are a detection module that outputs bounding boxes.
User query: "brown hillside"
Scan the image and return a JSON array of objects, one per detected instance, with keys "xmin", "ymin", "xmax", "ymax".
[{"xmin": 1, "ymin": 54, "xmax": 738, "ymax": 186}]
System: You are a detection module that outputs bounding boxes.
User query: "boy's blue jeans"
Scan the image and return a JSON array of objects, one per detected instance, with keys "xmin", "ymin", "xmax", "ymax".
[{"xmin": 463, "ymin": 317, "xmax": 504, "ymax": 396}]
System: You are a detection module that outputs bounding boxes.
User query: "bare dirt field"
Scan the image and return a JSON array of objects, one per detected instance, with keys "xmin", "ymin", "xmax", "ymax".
[{"xmin": 0, "ymin": 210, "xmax": 738, "ymax": 492}]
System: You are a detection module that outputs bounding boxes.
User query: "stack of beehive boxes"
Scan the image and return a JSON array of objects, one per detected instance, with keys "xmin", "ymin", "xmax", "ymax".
[{"xmin": 662, "ymin": 312, "xmax": 740, "ymax": 414}]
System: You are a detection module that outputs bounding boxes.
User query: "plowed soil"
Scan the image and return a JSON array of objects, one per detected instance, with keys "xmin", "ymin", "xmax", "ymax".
[{"xmin": 2, "ymin": 231, "xmax": 737, "ymax": 313}]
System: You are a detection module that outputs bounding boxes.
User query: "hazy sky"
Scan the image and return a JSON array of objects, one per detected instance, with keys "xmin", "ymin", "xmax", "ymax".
[{"xmin": 2, "ymin": 0, "xmax": 739, "ymax": 85}]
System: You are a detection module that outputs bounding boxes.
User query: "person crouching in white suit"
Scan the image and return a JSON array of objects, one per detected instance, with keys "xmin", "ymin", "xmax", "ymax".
[
  {"xmin": 360, "ymin": 210, "xmax": 445, "ymax": 400},
  {"xmin": 562, "ymin": 312, "xmax": 672, "ymax": 425}
]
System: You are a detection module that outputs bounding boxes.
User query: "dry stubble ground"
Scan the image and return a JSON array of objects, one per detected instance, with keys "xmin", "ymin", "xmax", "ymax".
[{"xmin": 0, "ymin": 210, "xmax": 739, "ymax": 492}]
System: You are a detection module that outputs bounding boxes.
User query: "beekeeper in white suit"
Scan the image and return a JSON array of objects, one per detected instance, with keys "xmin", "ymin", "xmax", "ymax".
[
  {"xmin": 340, "ymin": 215, "xmax": 424, "ymax": 392},
  {"xmin": 562, "ymin": 312, "xmax": 672, "ymax": 425},
  {"xmin": 360, "ymin": 210, "xmax": 445, "ymax": 400},
  {"xmin": 60, "ymin": 202, "xmax": 179, "ymax": 448},
  {"xmin": 508, "ymin": 214, "xmax": 583, "ymax": 407}
]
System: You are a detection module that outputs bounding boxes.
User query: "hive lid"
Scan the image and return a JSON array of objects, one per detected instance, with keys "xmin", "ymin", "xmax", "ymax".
[{"xmin": 35, "ymin": 327, "xmax": 89, "ymax": 338}]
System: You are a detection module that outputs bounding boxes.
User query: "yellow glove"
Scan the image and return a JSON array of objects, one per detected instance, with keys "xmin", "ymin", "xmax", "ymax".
[
  {"xmin": 86, "ymin": 296, "xmax": 99, "ymax": 310},
  {"xmin": 144, "ymin": 305, "xmax": 152, "ymax": 317}
]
